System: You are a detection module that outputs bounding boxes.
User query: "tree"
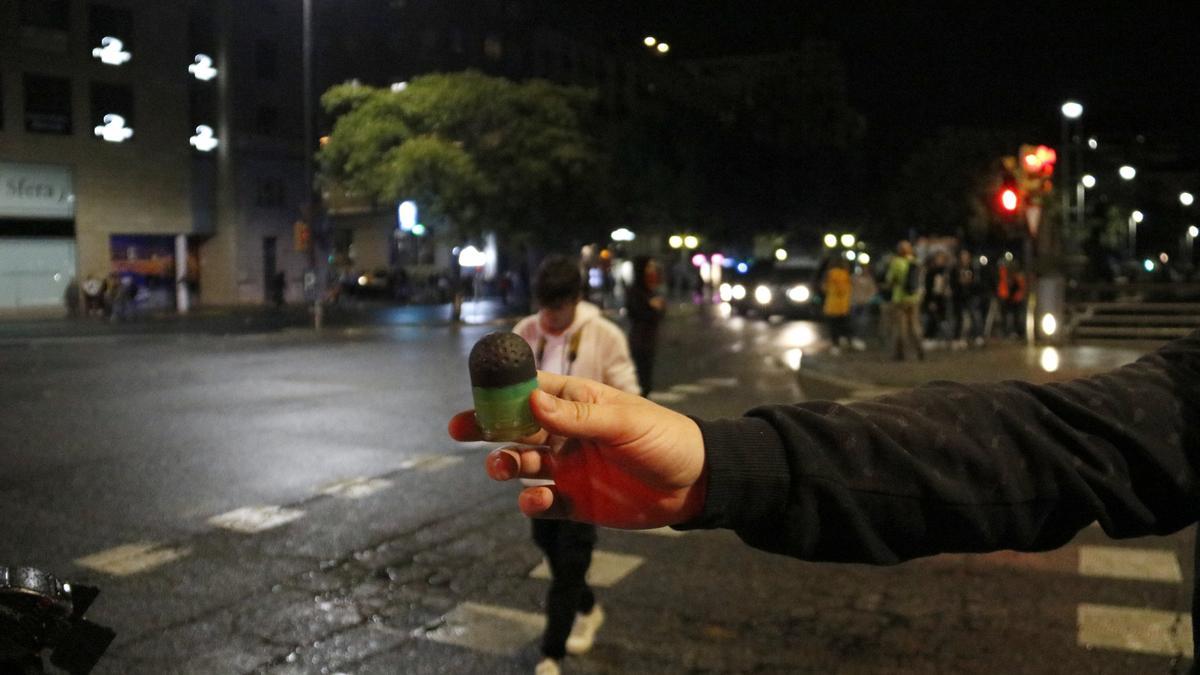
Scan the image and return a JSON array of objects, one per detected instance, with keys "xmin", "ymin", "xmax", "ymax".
[{"xmin": 318, "ymin": 71, "xmax": 605, "ymax": 246}]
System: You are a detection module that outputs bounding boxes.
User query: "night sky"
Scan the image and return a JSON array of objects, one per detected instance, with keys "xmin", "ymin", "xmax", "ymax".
[{"xmin": 614, "ymin": 2, "xmax": 1200, "ymax": 149}]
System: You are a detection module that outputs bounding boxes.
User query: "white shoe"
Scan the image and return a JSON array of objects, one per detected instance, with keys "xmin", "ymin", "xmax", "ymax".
[
  {"xmin": 535, "ymin": 657, "xmax": 561, "ymax": 675},
  {"xmin": 565, "ymin": 604, "xmax": 605, "ymax": 655}
]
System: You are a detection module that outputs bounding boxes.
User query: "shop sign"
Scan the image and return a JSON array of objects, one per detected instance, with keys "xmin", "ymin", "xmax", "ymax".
[{"xmin": 0, "ymin": 162, "xmax": 75, "ymax": 219}]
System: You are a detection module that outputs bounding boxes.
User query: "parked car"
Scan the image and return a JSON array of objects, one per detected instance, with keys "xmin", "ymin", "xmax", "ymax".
[{"xmin": 723, "ymin": 261, "xmax": 822, "ymax": 318}]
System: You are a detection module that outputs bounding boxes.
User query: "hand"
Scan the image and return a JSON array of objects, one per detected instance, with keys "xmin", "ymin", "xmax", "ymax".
[{"xmin": 448, "ymin": 371, "xmax": 707, "ymax": 529}]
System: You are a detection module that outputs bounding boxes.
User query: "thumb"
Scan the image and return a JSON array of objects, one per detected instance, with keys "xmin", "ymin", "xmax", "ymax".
[{"xmin": 530, "ymin": 388, "xmax": 630, "ymax": 444}]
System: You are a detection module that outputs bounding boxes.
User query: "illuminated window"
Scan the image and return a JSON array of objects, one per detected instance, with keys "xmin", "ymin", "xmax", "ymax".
[
  {"xmin": 24, "ymin": 74, "xmax": 72, "ymax": 135},
  {"xmin": 90, "ymin": 82, "xmax": 134, "ymax": 140},
  {"xmin": 255, "ymin": 39, "xmax": 278, "ymax": 80},
  {"xmin": 89, "ymin": 5, "xmax": 135, "ymax": 55}
]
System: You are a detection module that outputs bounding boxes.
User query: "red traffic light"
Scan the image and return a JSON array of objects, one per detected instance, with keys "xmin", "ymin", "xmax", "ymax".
[{"xmin": 1000, "ymin": 188, "xmax": 1019, "ymax": 212}]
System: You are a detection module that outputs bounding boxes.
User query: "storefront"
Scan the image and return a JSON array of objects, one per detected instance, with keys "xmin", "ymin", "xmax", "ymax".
[{"xmin": 0, "ymin": 161, "xmax": 77, "ymax": 310}]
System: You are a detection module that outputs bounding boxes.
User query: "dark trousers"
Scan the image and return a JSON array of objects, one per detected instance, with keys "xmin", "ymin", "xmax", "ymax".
[
  {"xmin": 826, "ymin": 314, "xmax": 851, "ymax": 346},
  {"xmin": 632, "ymin": 348, "xmax": 656, "ymax": 397},
  {"xmin": 532, "ymin": 519, "xmax": 597, "ymax": 659}
]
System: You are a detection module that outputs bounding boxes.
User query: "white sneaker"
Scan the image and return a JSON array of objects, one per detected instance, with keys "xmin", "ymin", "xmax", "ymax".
[
  {"xmin": 565, "ymin": 604, "xmax": 605, "ymax": 655},
  {"xmin": 535, "ymin": 657, "xmax": 561, "ymax": 675}
]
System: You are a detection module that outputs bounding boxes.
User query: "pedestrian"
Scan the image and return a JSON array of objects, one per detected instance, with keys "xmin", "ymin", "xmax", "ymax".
[
  {"xmin": 950, "ymin": 250, "xmax": 985, "ymax": 347},
  {"xmin": 821, "ymin": 258, "xmax": 852, "ymax": 354},
  {"xmin": 883, "ymin": 240, "xmax": 924, "ymax": 361},
  {"xmin": 849, "ymin": 262, "xmax": 878, "ymax": 351},
  {"xmin": 511, "ymin": 255, "xmax": 640, "ymax": 675},
  {"xmin": 921, "ymin": 251, "xmax": 951, "ymax": 345},
  {"xmin": 996, "ymin": 261, "xmax": 1027, "ymax": 339},
  {"xmin": 82, "ymin": 274, "xmax": 105, "ymax": 317},
  {"xmin": 449, "ymin": 329, "xmax": 1200, "ymax": 660},
  {"xmin": 624, "ymin": 256, "xmax": 666, "ymax": 396}
]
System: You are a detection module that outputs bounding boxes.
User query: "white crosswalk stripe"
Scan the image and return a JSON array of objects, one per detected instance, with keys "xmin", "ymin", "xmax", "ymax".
[
  {"xmin": 319, "ymin": 477, "xmax": 394, "ymax": 499},
  {"xmin": 401, "ymin": 454, "xmax": 465, "ymax": 472},
  {"xmin": 422, "ymin": 601, "xmax": 544, "ymax": 657},
  {"xmin": 208, "ymin": 505, "xmax": 305, "ymax": 533},
  {"xmin": 1078, "ymin": 545, "xmax": 1183, "ymax": 583},
  {"xmin": 75, "ymin": 542, "xmax": 191, "ymax": 576},
  {"xmin": 1077, "ymin": 603, "xmax": 1193, "ymax": 658},
  {"xmin": 670, "ymin": 383, "xmax": 712, "ymax": 395},
  {"xmin": 529, "ymin": 549, "xmax": 644, "ymax": 587},
  {"xmin": 698, "ymin": 377, "xmax": 739, "ymax": 387},
  {"xmin": 649, "ymin": 391, "xmax": 686, "ymax": 404}
]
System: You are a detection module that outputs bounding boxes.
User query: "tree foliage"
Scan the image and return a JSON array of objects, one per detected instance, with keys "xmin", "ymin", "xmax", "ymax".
[{"xmin": 318, "ymin": 71, "xmax": 604, "ymax": 245}]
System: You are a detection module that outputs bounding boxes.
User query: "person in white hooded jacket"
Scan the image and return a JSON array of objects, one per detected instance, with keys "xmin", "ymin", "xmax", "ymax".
[{"xmin": 511, "ymin": 255, "xmax": 640, "ymax": 675}]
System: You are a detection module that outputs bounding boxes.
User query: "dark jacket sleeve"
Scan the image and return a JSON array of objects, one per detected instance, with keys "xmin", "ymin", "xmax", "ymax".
[
  {"xmin": 684, "ymin": 331, "xmax": 1200, "ymax": 564},
  {"xmin": 625, "ymin": 286, "xmax": 663, "ymax": 324}
]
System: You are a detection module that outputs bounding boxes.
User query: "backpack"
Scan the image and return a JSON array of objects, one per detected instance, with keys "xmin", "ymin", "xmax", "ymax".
[{"xmin": 903, "ymin": 260, "xmax": 923, "ymax": 296}]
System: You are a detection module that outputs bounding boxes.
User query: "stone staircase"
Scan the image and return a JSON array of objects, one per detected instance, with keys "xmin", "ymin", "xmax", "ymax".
[{"xmin": 1068, "ymin": 301, "xmax": 1200, "ymax": 341}]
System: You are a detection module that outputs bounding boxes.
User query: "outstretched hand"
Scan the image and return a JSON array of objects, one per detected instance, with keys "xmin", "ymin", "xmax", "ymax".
[{"xmin": 448, "ymin": 371, "xmax": 707, "ymax": 529}]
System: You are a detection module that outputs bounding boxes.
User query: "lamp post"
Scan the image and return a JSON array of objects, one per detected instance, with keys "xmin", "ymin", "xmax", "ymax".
[
  {"xmin": 1060, "ymin": 101, "xmax": 1083, "ymax": 254},
  {"xmin": 302, "ymin": 0, "xmax": 322, "ymax": 329},
  {"xmin": 1129, "ymin": 210, "xmax": 1144, "ymax": 259}
]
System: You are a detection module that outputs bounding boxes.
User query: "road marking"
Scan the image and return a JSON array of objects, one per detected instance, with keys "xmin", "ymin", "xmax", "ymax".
[
  {"xmin": 403, "ymin": 455, "xmax": 464, "ymax": 472},
  {"xmin": 421, "ymin": 601, "xmax": 543, "ymax": 656},
  {"xmin": 698, "ymin": 377, "xmax": 739, "ymax": 387},
  {"xmin": 530, "ymin": 550, "xmax": 644, "ymax": 587},
  {"xmin": 75, "ymin": 542, "xmax": 191, "ymax": 576},
  {"xmin": 649, "ymin": 391, "xmax": 685, "ymax": 404},
  {"xmin": 208, "ymin": 505, "xmax": 305, "ymax": 533},
  {"xmin": 319, "ymin": 477, "xmax": 394, "ymax": 499},
  {"xmin": 1078, "ymin": 545, "xmax": 1183, "ymax": 583},
  {"xmin": 1077, "ymin": 603, "xmax": 1193, "ymax": 658},
  {"xmin": 670, "ymin": 383, "xmax": 711, "ymax": 395}
]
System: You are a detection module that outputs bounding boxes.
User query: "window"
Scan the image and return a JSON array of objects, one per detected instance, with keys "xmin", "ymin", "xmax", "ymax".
[
  {"xmin": 90, "ymin": 82, "xmax": 134, "ymax": 141},
  {"xmin": 20, "ymin": 0, "xmax": 69, "ymax": 30},
  {"xmin": 24, "ymin": 74, "xmax": 72, "ymax": 135},
  {"xmin": 255, "ymin": 105, "xmax": 279, "ymax": 136},
  {"xmin": 255, "ymin": 39, "xmax": 278, "ymax": 80},
  {"xmin": 89, "ymin": 4, "xmax": 135, "ymax": 51},
  {"xmin": 256, "ymin": 177, "xmax": 285, "ymax": 208}
]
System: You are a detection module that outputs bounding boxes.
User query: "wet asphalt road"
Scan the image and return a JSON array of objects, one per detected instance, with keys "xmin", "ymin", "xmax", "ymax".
[{"xmin": 0, "ymin": 305, "xmax": 1192, "ymax": 674}]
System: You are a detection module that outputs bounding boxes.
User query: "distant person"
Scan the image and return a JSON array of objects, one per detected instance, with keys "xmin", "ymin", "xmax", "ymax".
[
  {"xmin": 512, "ymin": 255, "xmax": 639, "ymax": 675},
  {"xmin": 921, "ymin": 251, "xmax": 952, "ymax": 345},
  {"xmin": 624, "ymin": 256, "xmax": 666, "ymax": 396},
  {"xmin": 849, "ymin": 262, "xmax": 879, "ymax": 350},
  {"xmin": 82, "ymin": 275, "xmax": 105, "ymax": 317},
  {"xmin": 996, "ymin": 261, "xmax": 1027, "ymax": 339},
  {"xmin": 884, "ymin": 241, "xmax": 924, "ymax": 361},
  {"xmin": 951, "ymin": 250, "xmax": 985, "ymax": 347},
  {"xmin": 822, "ymin": 258, "xmax": 853, "ymax": 354}
]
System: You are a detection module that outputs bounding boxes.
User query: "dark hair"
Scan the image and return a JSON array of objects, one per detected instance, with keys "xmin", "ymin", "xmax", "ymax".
[{"xmin": 533, "ymin": 255, "xmax": 583, "ymax": 308}]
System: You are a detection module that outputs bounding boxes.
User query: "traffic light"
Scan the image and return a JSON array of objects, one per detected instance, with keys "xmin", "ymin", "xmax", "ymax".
[{"xmin": 1000, "ymin": 187, "xmax": 1019, "ymax": 213}]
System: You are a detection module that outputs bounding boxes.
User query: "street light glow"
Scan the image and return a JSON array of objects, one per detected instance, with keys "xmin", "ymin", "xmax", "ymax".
[
  {"xmin": 1041, "ymin": 313, "xmax": 1058, "ymax": 337},
  {"xmin": 840, "ymin": 233, "xmax": 856, "ymax": 248},
  {"xmin": 1087, "ymin": 137, "xmax": 1098, "ymax": 150},
  {"xmin": 683, "ymin": 235, "xmax": 699, "ymax": 249},
  {"xmin": 1132, "ymin": 210, "xmax": 1145, "ymax": 223},
  {"xmin": 610, "ymin": 227, "xmax": 635, "ymax": 242},
  {"xmin": 643, "ymin": 36, "xmax": 657, "ymax": 47},
  {"xmin": 1081, "ymin": 174, "xmax": 1096, "ymax": 189},
  {"xmin": 1181, "ymin": 192, "xmax": 1195, "ymax": 207},
  {"xmin": 823, "ymin": 233, "xmax": 837, "ymax": 248},
  {"xmin": 857, "ymin": 253, "xmax": 871, "ymax": 265},
  {"xmin": 1060, "ymin": 101, "xmax": 1084, "ymax": 119},
  {"xmin": 1119, "ymin": 165, "xmax": 1137, "ymax": 180},
  {"xmin": 656, "ymin": 42, "xmax": 670, "ymax": 54},
  {"xmin": 774, "ymin": 248, "xmax": 788, "ymax": 261},
  {"xmin": 1189, "ymin": 225, "xmax": 1200, "ymax": 238},
  {"xmin": 668, "ymin": 235, "xmax": 683, "ymax": 249}
]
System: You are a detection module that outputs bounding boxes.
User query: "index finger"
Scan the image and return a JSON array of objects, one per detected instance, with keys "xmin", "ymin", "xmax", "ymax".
[
  {"xmin": 448, "ymin": 409, "xmax": 551, "ymax": 446},
  {"xmin": 536, "ymin": 370, "xmax": 629, "ymax": 406}
]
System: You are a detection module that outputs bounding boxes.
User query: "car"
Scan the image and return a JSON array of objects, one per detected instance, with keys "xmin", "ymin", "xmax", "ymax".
[{"xmin": 723, "ymin": 261, "xmax": 822, "ymax": 319}]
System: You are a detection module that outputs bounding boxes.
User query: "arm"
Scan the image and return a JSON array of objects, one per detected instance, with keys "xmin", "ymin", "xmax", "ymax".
[
  {"xmin": 690, "ymin": 332, "xmax": 1200, "ymax": 564},
  {"xmin": 599, "ymin": 324, "xmax": 641, "ymax": 395}
]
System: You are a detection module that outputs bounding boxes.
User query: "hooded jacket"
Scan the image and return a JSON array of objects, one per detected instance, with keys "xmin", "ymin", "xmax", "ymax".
[{"xmin": 514, "ymin": 301, "xmax": 640, "ymax": 395}]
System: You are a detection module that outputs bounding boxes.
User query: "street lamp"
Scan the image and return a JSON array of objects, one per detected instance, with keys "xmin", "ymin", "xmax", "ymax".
[
  {"xmin": 668, "ymin": 235, "xmax": 683, "ymax": 249},
  {"xmin": 840, "ymin": 233, "xmax": 856, "ymax": 248},
  {"xmin": 1081, "ymin": 174, "xmax": 1096, "ymax": 189},
  {"xmin": 1060, "ymin": 101, "xmax": 1083, "ymax": 119},
  {"xmin": 774, "ymin": 248, "xmax": 788, "ymax": 262},
  {"xmin": 823, "ymin": 233, "xmax": 837, "ymax": 248},
  {"xmin": 610, "ymin": 228, "xmax": 635, "ymax": 242},
  {"xmin": 1132, "ymin": 210, "xmax": 1145, "ymax": 223},
  {"xmin": 1119, "ymin": 165, "xmax": 1137, "ymax": 181},
  {"xmin": 656, "ymin": 42, "xmax": 670, "ymax": 54},
  {"xmin": 1181, "ymin": 192, "xmax": 1195, "ymax": 207},
  {"xmin": 1128, "ymin": 210, "xmax": 1144, "ymax": 259},
  {"xmin": 683, "ymin": 235, "xmax": 698, "ymax": 249},
  {"xmin": 1087, "ymin": 137, "xmax": 1098, "ymax": 150},
  {"xmin": 643, "ymin": 36, "xmax": 657, "ymax": 47}
]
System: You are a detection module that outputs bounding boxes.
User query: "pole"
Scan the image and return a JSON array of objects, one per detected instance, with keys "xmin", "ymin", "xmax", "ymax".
[{"xmin": 302, "ymin": 0, "xmax": 322, "ymax": 330}]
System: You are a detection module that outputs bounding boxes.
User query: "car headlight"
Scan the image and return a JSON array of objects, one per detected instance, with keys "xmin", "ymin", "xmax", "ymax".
[
  {"xmin": 787, "ymin": 285, "xmax": 810, "ymax": 303},
  {"xmin": 731, "ymin": 284, "xmax": 746, "ymax": 300},
  {"xmin": 755, "ymin": 285, "xmax": 772, "ymax": 305},
  {"xmin": 718, "ymin": 283, "xmax": 733, "ymax": 302}
]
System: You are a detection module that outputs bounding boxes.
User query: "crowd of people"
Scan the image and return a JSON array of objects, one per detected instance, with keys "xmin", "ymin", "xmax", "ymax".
[{"xmin": 823, "ymin": 239, "xmax": 1031, "ymax": 360}]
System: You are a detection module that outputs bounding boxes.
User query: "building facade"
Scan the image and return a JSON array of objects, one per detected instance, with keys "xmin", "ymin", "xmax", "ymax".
[{"xmin": 0, "ymin": 0, "xmax": 309, "ymax": 311}]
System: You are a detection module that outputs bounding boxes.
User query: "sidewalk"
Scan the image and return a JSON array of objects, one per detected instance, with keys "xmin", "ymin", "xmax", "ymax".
[{"xmin": 796, "ymin": 340, "xmax": 1157, "ymax": 399}]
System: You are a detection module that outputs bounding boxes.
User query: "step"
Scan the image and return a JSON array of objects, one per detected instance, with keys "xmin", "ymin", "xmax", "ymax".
[
  {"xmin": 1074, "ymin": 314, "xmax": 1200, "ymax": 326},
  {"xmin": 1072, "ymin": 326, "xmax": 1194, "ymax": 339},
  {"xmin": 1073, "ymin": 303, "xmax": 1200, "ymax": 313}
]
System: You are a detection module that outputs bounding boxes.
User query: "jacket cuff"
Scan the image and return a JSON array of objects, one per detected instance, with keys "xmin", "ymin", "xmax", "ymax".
[{"xmin": 675, "ymin": 416, "xmax": 792, "ymax": 531}]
